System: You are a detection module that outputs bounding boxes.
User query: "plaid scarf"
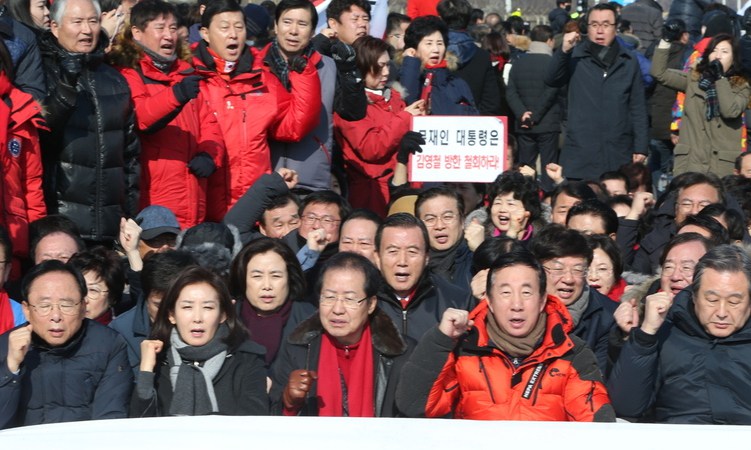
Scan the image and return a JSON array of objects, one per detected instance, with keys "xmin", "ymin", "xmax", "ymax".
[
  {"xmin": 266, "ymin": 41, "xmax": 315, "ymax": 91},
  {"xmin": 698, "ymin": 74, "xmax": 720, "ymax": 121}
]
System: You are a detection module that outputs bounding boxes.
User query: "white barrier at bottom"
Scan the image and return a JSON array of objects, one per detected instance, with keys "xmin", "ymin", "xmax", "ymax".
[{"xmin": 1, "ymin": 415, "xmax": 750, "ymax": 448}]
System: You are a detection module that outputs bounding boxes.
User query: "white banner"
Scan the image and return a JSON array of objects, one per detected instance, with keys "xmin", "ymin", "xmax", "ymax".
[{"xmin": 409, "ymin": 116, "xmax": 508, "ymax": 183}]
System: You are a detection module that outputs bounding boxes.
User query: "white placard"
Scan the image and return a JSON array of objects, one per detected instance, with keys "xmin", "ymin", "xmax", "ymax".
[{"xmin": 409, "ymin": 116, "xmax": 507, "ymax": 183}]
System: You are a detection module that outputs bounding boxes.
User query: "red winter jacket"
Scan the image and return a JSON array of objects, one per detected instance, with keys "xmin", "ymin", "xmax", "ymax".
[
  {"xmin": 334, "ymin": 89, "xmax": 412, "ymax": 217},
  {"xmin": 119, "ymin": 54, "xmax": 225, "ymax": 228},
  {"xmin": 0, "ymin": 73, "xmax": 46, "ymax": 271},
  {"xmin": 397, "ymin": 297, "xmax": 615, "ymax": 421},
  {"xmin": 193, "ymin": 42, "xmax": 321, "ymax": 217}
]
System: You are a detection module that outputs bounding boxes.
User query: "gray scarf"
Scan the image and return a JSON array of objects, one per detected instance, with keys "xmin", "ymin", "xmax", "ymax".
[
  {"xmin": 566, "ymin": 285, "xmax": 590, "ymax": 327},
  {"xmin": 168, "ymin": 324, "xmax": 229, "ymax": 416}
]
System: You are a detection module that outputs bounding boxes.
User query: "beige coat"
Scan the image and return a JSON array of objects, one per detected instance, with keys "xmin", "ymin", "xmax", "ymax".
[{"xmin": 651, "ymin": 46, "xmax": 751, "ymax": 176}]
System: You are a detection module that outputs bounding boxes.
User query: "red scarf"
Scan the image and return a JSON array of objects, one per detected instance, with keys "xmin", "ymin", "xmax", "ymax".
[
  {"xmin": 316, "ymin": 324, "xmax": 375, "ymax": 417},
  {"xmin": 0, "ymin": 290, "xmax": 15, "ymax": 334},
  {"xmin": 206, "ymin": 47, "xmax": 238, "ymax": 80},
  {"xmin": 607, "ymin": 278, "xmax": 627, "ymax": 303}
]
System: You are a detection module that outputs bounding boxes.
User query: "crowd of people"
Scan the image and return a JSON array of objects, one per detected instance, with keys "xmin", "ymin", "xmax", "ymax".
[{"xmin": 1, "ymin": 0, "xmax": 751, "ymax": 429}]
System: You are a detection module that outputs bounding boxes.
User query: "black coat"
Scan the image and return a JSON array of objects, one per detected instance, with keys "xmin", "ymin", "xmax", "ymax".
[
  {"xmin": 667, "ymin": 0, "xmax": 713, "ymax": 41},
  {"xmin": 546, "ymin": 40, "xmax": 648, "ymax": 180},
  {"xmin": 0, "ymin": 320, "xmax": 133, "ymax": 429},
  {"xmin": 269, "ymin": 309, "xmax": 410, "ymax": 417},
  {"xmin": 38, "ymin": 31, "xmax": 140, "ymax": 242},
  {"xmin": 608, "ymin": 290, "xmax": 751, "ymax": 423},
  {"xmin": 130, "ymin": 340, "xmax": 269, "ymax": 417},
  {"xmin": 448, "ymin": 31, "xmax": 502, "ymax": 116},
  {"xmin": 377, "ymin": 271, "xmax": 475, "ymax": 343},
  {"xmin": 506, "ymin": 44, "xmax": 562, "ymax": 134}
]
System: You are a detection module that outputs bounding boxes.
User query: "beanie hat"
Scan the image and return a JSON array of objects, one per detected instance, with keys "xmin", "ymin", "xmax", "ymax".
[
  {"xmin": 243, "ymin": 4, "xmax": 271, "ymax": 38},
  {"xmin": 703, "ymin": 11, "xmax": 734, "ymax": 37}
]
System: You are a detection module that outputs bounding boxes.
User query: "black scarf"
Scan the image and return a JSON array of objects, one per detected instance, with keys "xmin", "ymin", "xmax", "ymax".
[
  {"xmin": 586, "ymin": 39, "xmax": 619, "ymax": 70},
  {"xmin": 168, "ymin": 324, "xmax": 229, "ymax": 416},
  {"xmin": 428, "ymin": 239, "xmax": 468, "ymax": 281},
  {"xmin": 135, "ymin": 40, "xmax": 177, "ymax": 73},
  {"xmin": 265, "ymin": 41, "xmax": 315, "ymax": 91}
]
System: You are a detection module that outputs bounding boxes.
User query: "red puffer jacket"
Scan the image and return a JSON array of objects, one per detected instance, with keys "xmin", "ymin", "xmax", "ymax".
[
  {"xmin": 193, "ymin": 42, "xmax": 321, "ymax": 218},
  {"xmin": 119, "ymin": 54, "xmax": 225, "ymax": 228},
  {"xmin": 0, "ymin": 72, "xmax": 46, "ymax": 273},
  {"xmin": 398, "ymin": 296, "xmax": 615, "ymax": 421},
  {"xmin": 334, "ymin": 89, "xmax": 412, "ymax": 217}
]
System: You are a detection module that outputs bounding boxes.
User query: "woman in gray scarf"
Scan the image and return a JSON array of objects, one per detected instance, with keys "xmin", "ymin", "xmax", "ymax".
[{"xmin": 130, "ymin": 266, "xmax": 269, "ymax": 417}]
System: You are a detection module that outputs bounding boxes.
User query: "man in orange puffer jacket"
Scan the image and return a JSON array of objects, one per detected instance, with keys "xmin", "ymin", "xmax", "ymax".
[{"xmin": 396, "ymin": 250, "xmax": 615, "ymax": 421}]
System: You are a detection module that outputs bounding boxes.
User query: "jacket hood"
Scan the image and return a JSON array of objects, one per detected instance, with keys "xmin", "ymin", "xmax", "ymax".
[
  {"xmin": 107, "ymin": 35, "xmax": 193, "ymax": 71},
  {"xmin": 287, "ymin": 308, "xmax": 407, "ymax": 357},
  {"xmin": 447, "ymin": 30, "xmax": 478, "ymax": 67},
  {"xmin": 466, "ymin": 295, "xmax": 574, "ymax": 358},
  {"xmin": 394, "ymin": 51, "xmax": 460, "ymax": 72},
  {"xmin": 670, "ymin": 289, "xmax": 751, "ymax": 343}
]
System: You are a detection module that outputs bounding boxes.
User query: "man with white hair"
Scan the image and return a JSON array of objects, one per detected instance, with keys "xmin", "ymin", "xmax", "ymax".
[{"xmin": 38, "ymin": 0, "xmax": 140, "ymax": 245}]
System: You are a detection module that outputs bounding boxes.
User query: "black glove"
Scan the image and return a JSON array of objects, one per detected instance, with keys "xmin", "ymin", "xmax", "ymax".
[
  {"xmin": 188, "ymin": 152, "xmax": 216, "ymax": 178},
  {"xmin": 707, "ymin": 59, "xmax": 725, "ymax": 80},
  {"xmin": 331, "ymin": 41, "xmax": 357, "ymax": 73},
  {"xmin": 173, "ymin": 75, "xmax": 202, "ymax": 104},
  {"xmin": 397, "ymin": 131, "xmax": 425, "ymax": 164},
  {"xmin": 60, "ymin": 54, "xmax": 84, "ymax": 87},
  {"xmin": 289, "ymin": 55, "xmax": 309, "ymax": 74},
  {"xmin": 661, "ymin": 18, "xmax": 684, "ymax": 42}
]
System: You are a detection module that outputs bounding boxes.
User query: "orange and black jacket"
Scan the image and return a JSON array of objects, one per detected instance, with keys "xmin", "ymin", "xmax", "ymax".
[{"xmin": 396, "ymin": 297, "xmax": 615, "ymax": 421}]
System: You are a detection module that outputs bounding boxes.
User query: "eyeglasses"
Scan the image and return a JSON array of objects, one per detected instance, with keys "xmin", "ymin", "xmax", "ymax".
[
  {"xmin": 543, "ymin": 265, "xmax": 588, "ymax": 279},
  {"xmin": 319, "ymin": 295, "xmax": 369, "ymax": 310},
  {"xmin": 302, "ymin": 214, "xmax": 341, "ymax": 227},
  {"xmin": 662, "ymin": 263, "xmax": 696, "ymax": 277},
  {"xmin": 588, "ymin": 22, "xmax": 615, "ymax": 30},
  {"xmin": 422, "ymin": 212, "xmax": 458, "ymax": 228},
  {"xmin": 27, "ymin": 301, "xmax": 82, "ymax": 316},
  {"xmin": 86, "ymin": 287, "xmax": 109, "ymax": 301}
]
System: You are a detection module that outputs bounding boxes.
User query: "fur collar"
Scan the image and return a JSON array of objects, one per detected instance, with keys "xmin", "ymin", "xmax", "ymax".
[
  {"xmin": 394, "ymin": 50, "xmax": 460, "ymax": 72},
  {"xmin": 287, "ymin": 308, "xmax": 407, "ymax": 356}
]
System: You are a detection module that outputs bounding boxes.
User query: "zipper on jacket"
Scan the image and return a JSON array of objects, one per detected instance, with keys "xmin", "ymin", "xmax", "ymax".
[
  {"xmin": 87, "ymin": 71, "xmax": 104, "ymax": 240},
  {"xmin": 478, "ymin": 359, "xmax": 497, "ymax": 404},
  {"xmin": 402, "ymin": 309, "xmax": 408, "ymax": 336}
]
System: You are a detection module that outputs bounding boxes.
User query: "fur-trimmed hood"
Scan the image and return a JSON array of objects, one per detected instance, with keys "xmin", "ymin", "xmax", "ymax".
[
  {"xmin": 175, "ymin": 223, "xmax": 243, "ymax": 278},
  {"xmin": 394, "ymin": 50, "xmax": 461, "ymax": 72},
  {"xmin": 287, "ymin": 308, "xmax": 407, "ymax": 357},
  {"xmin": 107, "ymin": 29, "xmax": 193, "ymax": 70}
]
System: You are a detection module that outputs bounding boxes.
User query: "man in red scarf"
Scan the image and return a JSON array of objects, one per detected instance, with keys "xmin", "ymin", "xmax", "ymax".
[{"xmin": 270, "ymin": 252, "xmax": 409, "ymax": 417}]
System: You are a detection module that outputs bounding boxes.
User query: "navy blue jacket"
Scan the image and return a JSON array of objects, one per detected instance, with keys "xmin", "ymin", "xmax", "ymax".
[
  {"xmin": 572, "ymin": 288, "xmax": 618, "ymax": 376},
  {"xmin": 608, "ymin": 290, "xmax": 751, "ymax": 423},
  {"xmin": 399, "ymin": 54, "xmax": 479, "ymax": 116},
  {"xmin": 109, "ymin": 298, "xmax": 151, "ymax": 376},
  {"xmin": 0, "ymin": 320, "xmax": 132, "ymax": 429}
]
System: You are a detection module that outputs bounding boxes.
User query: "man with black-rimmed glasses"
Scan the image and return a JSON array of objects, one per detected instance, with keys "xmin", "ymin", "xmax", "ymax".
[{"xmin": 0, "ymin": 260, "xmax": 131, "ymax": 429}]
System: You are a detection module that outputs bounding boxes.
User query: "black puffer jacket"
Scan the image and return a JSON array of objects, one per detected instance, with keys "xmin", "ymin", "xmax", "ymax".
[
  {"xmin": 39, "ymin": 31, "xmax": 140, "ymax": 242},
  {"xmin": 667, "ymin": 0, "xmax": 712, "ymax": 41},
  {"xmin": 269, "ymin": 309, "xmax": 410, "ymax": 417},
  {"xmin": 608, "ymin": 289, "xmax": 751, "ymax": 423}
]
